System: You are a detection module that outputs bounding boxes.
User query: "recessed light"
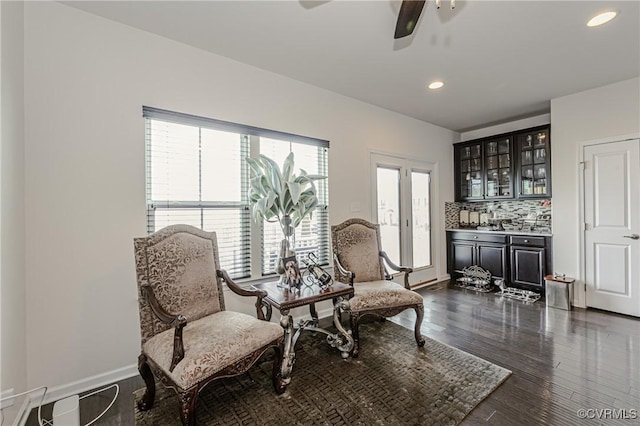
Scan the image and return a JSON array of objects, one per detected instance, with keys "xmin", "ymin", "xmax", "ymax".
[
  {"xmin": 587, "ymin": 11, "xmax": 617, "ymax": 27},
  {"xmin": 428, "ymin": 81, "xmax": 444, "ymax": 90}
]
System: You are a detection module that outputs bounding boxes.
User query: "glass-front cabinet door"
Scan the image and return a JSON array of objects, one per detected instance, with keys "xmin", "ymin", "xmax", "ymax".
[
  {"xmin": 516, "ymin": 127, "xmax": 550, "ymax": 198},
  {"xmin": 484, "ymin": 136, "xmax": 512, "ymax": 198},
  {"xmin": 456, "ymin": 142, "xmax": 483, "ymax": 201}
]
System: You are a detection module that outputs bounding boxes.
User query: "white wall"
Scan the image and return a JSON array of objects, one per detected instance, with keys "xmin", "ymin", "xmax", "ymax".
[
  {"xmin": 1, "ymin": 0, "xmax": 27, "ymax": 416},
  {"xmin": 460, "ymin": 114, "xmax": 550, "ymax": 141},
  {"xmin": 22, "ymin": 2, "xmax": 456, "ymax": 394},
  {"xmin": 551, "ymin": 77, "xmax": 640, "ymax": 307}
]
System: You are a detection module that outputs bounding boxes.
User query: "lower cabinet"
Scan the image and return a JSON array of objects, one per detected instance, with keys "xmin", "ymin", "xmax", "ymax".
[
  {"xmin": 509, "ymin": 235, "xmax": 551, "ymax": 291},
  {"xmin": 447, "ymin": 231, "xmax": 552, "ymax": 290},
  {"xmin": 448, "ymin": 232, "xmax": 508, "ymax": 281},
  {"xmin": 451, "ymin": 241, "xmax": 476, "ymax": 273},
  {"xmin": 478, "ymin": 244, "xmax": 508, "ymax": 280},
  {"xmin": 510, "ymin": 247, "xmax": 544, "ymax": 287}
]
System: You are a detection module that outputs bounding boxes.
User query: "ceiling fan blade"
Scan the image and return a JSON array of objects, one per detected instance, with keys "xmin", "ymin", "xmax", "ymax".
[{"xmin": 394, "ymin": 0, "xmax": 426, "ymax": 39}]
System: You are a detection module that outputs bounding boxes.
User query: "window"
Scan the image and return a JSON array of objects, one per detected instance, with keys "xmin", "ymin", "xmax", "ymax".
[{"xmin": 144, "ymin": 107, "xmax": 330, "ymax": 280}]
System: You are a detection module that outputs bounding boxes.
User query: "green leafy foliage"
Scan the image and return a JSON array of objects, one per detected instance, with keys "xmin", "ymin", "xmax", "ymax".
[{"xmin": 247, "ymin": 152, "xmax": 326, "ymax": 229}]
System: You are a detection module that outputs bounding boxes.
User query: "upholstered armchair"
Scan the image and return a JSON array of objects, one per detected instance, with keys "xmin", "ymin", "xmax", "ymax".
[
  {"xmin": 133, "ymin": 225, "xmax": 287, "ymax": 425},
  {"xmin": 331, "ymin": 218, "xmax": 425, "ymax": 357}
]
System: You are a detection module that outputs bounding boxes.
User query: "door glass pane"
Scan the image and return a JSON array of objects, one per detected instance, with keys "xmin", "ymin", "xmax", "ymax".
[
  {"xmin": 411, "ymin": 171, "xmax": 431, "ymax": 268},
  {"xmin": 377, "ymin": 167, "xmax": 401, "ymax": 264}
]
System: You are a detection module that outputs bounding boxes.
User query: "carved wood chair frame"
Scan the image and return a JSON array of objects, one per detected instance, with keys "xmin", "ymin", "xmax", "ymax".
[
  {"xmin": 134, "ymin": 225, "xmax": 287, "ymax": 425},
  {"xmin": 331, "ymin": 218, "xmax": 425, "ymax": 357}
]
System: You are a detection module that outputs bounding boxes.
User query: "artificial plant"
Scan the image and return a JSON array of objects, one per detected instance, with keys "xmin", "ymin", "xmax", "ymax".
[{"xmin": 247, "ymin": 152, "xmax": 326, "ymax": 235}]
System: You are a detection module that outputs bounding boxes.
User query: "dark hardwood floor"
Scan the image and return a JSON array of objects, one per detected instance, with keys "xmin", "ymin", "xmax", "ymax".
[
  {"xmin": 396, "ymin": 283, "xmax": 640, "ymax": 425},
  {"xmin": 28, "ymin": 282, "xmax": 639, "ymax": 425}
]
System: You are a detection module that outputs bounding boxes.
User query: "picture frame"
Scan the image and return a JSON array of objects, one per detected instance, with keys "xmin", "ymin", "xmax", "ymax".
[{"xmin": 283, "ymin": 255, "xmax": 302, "ymax": 288}]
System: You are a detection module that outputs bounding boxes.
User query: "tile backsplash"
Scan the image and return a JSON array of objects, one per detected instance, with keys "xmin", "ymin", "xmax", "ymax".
[{"xmin": 445, "ymin": 199, "xmax": 552, "ymax": 233}]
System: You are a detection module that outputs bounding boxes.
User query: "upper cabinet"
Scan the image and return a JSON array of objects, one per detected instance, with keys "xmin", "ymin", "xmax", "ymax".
[
  {"xmin": 455, "ymin": 141, "xmax": 484, "ymax": 201},
  {"xmin": 515, "ymin": 127, "xmax": 551, "ymax": 198},
  {"xmin": 454, "ymin": 125, "xmax": 550, "ymax": 202},
  {"xmin": 484, "ymin": 136, "xmax": 513, "ymax": 199}
]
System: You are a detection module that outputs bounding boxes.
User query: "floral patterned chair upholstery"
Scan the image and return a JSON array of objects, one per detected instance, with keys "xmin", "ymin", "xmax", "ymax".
[
  {"xmin": 134, "ymin": 225, "xmax": 287, "ymax": 425},
  {"xmin": 332, "ymin": 218, "xmax": 425, "ymax": 357}
]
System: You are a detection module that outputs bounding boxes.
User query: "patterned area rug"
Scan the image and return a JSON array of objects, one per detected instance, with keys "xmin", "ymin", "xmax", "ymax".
[{"xmin": 134, "ymin": 320, "xmax": 510, "ymax": 425}]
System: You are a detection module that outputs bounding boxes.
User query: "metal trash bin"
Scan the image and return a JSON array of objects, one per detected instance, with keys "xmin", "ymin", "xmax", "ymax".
[{"xmin": 544, "ymin": 274, "xmax": 574, "ymax": 310}]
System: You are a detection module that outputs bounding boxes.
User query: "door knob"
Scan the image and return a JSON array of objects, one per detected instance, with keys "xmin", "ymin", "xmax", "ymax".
[{"xmin": 623, "ymin": 234, "xmax": 639, "ymax": 240}]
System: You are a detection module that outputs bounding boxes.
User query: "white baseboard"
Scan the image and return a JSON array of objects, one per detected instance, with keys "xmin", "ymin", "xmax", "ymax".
[
  {"xmin": 0, "ymin": 388, "xmax": 15, "ymax": 409},
  {"xmin": 39, "ymin": 364, "xmax": 138, "ymax": 406},
  {"xmin": 412, "ymin": 275, "xmax": 451, "ymax": 291},
  {"xmin": 14, "ymin": 364, "xmax": 137, "ymax": 426},
  {"xmin": 0, "ymin": 389, "xmax": 34, "ymax": 426},
  {"xmin": 11, "ymin": 363, "xmax": 138, "ymax": 424},
  {"xmin": 313, "ymin": 306, "xmax": 335, "ymax": 320},
  {"xmin": 14, "ymin": 396, "xmax": 32, "ymax": 426}
]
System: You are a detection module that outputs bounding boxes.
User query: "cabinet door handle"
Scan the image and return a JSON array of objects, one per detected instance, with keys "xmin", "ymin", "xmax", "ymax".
[
  {"xmin": 623, "ymin": 234, "xmax": 639, "ymax": 240},
  {"xmin": 524, "ymin": 239, "xmax": 529, "ymax": 243},
  {"xmin": 473, "ymin": 236, "xmax": 478, "ymax": 239}
]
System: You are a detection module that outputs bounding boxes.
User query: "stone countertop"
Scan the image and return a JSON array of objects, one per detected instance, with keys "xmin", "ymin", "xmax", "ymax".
[{"xmin": 446, "ymin": 228, "xmax": 553, "ymax": 237}]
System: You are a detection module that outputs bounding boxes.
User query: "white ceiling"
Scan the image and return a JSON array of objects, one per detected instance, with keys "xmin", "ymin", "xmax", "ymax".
[{"xmin": 63, "ymin": 1, "xmax": 640, "ymax": 132}]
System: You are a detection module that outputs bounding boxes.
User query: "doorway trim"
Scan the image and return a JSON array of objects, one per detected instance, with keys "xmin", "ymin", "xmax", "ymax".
[
  {"xmin": 577, "ymin": 132, "xmax": 640, "ymax": 309},
  {"xmin": 369, "ymin": 150, "xmax": 441, "ymax": 285}
]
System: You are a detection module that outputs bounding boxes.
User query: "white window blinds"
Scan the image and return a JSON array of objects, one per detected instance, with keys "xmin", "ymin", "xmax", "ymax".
[
  {"xmin": 260, "ymin": 138, "xmax": 330, "ymax": 275},
  {"xmin": 143, "ymin": 107, "xmax": 329, "ymax": 280}
]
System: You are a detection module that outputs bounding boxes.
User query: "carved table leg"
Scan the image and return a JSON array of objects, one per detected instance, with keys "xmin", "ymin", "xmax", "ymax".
[
  {"xmin": 327, "ymin": 297, "xmax": 354, "ymax": 359},
  {"xmin": 271, "ymin": 344, "xmax": 288, "ymax": 394},
  {"xmin": 350, "ymin": 312, "xmax": 361, "ymax": 358},
  {"xmin": 279, "ymin": 310, "xmax": 295, "ymax": 383},
  {"xmin": 309, "ymin": 303, "xmax": 319, "ymax": 327}
]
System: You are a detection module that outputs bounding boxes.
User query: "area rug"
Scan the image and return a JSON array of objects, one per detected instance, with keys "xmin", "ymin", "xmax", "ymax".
[{"xmin": 134, "ymin": 320, "xmax": 511, "ymax": 425}]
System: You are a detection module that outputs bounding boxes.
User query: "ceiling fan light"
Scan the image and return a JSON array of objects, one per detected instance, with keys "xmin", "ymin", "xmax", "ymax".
[
  {"xmin": 587, "ymin": 11, "xmax": 617, "ymax": 27},
  {"xmin": 428, "ymin": 81, "xmax": 445, "ymax": 90}
]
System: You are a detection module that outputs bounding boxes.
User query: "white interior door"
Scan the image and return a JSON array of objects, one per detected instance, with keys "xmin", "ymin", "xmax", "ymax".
[{"xmin": 584, "ymin": 139, "xmax": 640, "ymax": 317}]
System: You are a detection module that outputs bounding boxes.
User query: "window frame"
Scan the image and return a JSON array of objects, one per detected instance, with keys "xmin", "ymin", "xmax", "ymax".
[{"xmin": 143, "ymin": 106, "xmax": 330, "ymax": 282}]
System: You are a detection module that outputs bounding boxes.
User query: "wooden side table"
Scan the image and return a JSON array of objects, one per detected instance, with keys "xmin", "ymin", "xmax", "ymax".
[{"xmin": 252, "ymin": 281, "xmax": 354, "ymax": 383}]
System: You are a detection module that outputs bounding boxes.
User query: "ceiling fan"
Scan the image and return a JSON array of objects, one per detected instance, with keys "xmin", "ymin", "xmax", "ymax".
[{"xmin": 394, "ymin": 0, "xmax": 455, "ymax": 39}]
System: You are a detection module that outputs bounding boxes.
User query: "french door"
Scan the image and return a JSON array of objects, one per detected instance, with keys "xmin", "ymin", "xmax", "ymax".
[{"xmin": 371, "ymin": 153, "xmax": 437, "ymax": 285}]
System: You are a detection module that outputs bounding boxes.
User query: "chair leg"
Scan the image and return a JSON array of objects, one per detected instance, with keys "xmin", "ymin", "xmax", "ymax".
[
  {"xmin": 178, "ymin": 386, "xmax": 199, "ymax": 426},
  {"xmin": 137, "ymin": 354, "xmax": 156, "ymax": 411},
  {"xmin": 271, "ymin": 344, "xmax": 288, "ymax": 394},
  {"xmin": 350, "ymin": 312, "xmax": 361, "ymax": 358},
  {"xmin": 414, "ymin": 304, "xmax": 426, "ymax": 347}
]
